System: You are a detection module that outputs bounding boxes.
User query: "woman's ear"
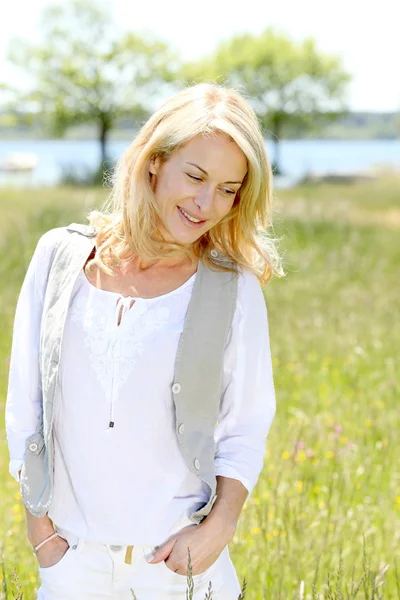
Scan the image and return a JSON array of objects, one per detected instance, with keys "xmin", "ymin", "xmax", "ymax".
[{"xmin": 149, "ymin": 156, "xmax": 161, "ymax": 176}]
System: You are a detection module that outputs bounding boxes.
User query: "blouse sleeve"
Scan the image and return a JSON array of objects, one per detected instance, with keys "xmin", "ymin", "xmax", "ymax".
[
  {"xmin": 4, "ymin": 229, "xmax": 58, "ymax": 483},
  {"xmin": 214, "ymin": 268, "xmax": 276, "ymax": 503}
]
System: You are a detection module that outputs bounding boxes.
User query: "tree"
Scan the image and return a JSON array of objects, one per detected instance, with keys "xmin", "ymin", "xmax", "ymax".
[
  {"xmin": 180, "ymin": 27, "xmax": 351, "ymax": 174},
  {"xmin": 7, "ymin": 0, "xmax": 181, "ymax": 176}
]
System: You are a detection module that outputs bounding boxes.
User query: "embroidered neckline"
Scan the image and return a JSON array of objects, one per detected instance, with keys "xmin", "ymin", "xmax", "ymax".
[{"xmin": 79, "ymin": 268, "xmax": 197, "ymax": 302}]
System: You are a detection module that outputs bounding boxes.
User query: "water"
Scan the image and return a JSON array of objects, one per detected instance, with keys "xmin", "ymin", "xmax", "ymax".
[{"xmin": 0, "ymin": 139, "xmax": 399, "ymax": 188}]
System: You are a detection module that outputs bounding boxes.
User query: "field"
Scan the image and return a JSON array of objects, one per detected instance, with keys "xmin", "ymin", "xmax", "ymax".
[{"xmin": 0, "ymin": 176, "xmax": 399, "ymax": 599}]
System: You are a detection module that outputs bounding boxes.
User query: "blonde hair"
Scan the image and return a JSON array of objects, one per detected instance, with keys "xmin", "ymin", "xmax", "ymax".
[{"xmin": 85, "ymin": 81, "xmax": 284, "ymax": 286}]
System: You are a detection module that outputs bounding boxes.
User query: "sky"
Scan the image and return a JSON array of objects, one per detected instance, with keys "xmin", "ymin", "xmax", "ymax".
[{"xmin": 0, "ymin": 0, "xmax": 399, "ymax": 113}]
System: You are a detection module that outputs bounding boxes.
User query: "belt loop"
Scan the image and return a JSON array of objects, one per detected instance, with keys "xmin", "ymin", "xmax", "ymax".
[{"xmin": 125, "ymin": 545, "xmax": 134, "ymax": 564}]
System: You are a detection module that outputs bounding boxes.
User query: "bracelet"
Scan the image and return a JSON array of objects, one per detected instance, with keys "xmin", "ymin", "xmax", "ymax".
[{"xmin": 34, "ymin": 532, "xmax": 61, "ymax": 553}]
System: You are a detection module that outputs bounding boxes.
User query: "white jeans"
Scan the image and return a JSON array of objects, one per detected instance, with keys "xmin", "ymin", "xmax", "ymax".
[{"xmin": 37, "ymin": 513, "xmax": 242, "ymax": 599}]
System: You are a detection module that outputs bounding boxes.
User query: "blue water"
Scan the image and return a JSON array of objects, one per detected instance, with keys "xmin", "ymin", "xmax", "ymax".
[{"xmin": 0, "ymin": 139, "xmax": 399, "ymax": 188}]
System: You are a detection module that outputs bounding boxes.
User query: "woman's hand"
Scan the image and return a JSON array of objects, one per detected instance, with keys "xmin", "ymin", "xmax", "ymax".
[
  {"xmin": 147, "ymin": 520, "xmax": 232, "ymax": 576},
  {"xmin": 36, "ymin": 536, "xmax": 70, "ymax": 568}
]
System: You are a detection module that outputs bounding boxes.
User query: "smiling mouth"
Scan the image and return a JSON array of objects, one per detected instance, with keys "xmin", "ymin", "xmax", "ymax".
[{"xmin": 177, "ymin": 206, "xmax": 206, "ymax": 225}]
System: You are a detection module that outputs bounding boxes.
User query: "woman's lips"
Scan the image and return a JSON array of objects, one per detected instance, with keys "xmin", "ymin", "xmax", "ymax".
[{"xmin": 177, "ymin": 206, "xmax": 206, "ymax": 228}]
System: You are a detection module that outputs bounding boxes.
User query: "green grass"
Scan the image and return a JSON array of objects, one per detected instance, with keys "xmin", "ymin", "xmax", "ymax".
[{"xmin": 0, "ymin": 178, "xmax": 399, "ymax": 599}]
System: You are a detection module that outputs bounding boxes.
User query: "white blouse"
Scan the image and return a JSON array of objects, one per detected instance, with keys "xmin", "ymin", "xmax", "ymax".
[{"xmin": 5, "ymin": 228, "xmax": 276, "ymax": 546}]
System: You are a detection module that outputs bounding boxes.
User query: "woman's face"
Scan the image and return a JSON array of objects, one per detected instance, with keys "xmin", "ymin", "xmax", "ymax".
[{"xmin": 149, "ymin": 132, "xmax": 248, "ymax": 247}]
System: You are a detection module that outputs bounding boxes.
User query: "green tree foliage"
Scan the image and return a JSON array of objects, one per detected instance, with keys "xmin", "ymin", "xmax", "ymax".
[
  {"xmin": 180, "ymin": 28, "xmax": 351, "ymax": 174},
  {"xmin": 7, "ymin": 0, "xmax": 180, "ymax": 175}
]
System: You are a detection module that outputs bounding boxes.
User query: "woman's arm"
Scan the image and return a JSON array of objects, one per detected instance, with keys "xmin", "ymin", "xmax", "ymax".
[
  {"xmin": 208, "ymin": 269, "xmax": 277, "ymax": 529},
  {"xmin": 5, "ymin": 231, "xmax": 59, "ymax": 544},
  {"xmin": 5, "ymin": 235, "xmax": 48, "ymax": 482}
]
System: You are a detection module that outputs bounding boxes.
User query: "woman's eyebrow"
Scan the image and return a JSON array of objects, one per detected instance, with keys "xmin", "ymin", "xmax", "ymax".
[{"xmin": 185, "ymin": 162, "xmax": 243, "ymax": 184}]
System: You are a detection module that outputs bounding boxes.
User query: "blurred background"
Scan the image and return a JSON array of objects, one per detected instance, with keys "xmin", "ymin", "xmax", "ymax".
[
  {"xmin": 0, "ymin": 1, "xmax": 399, "ymax": 599},
  {"xmin": 0, "ymin": 0, "xmax": 399, "ymax": 186}
]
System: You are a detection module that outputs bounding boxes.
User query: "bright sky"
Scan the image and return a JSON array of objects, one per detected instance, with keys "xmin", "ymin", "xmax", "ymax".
[{"xmin": 1, "ymin": 0, "xmax": 399, "ymax": 112}]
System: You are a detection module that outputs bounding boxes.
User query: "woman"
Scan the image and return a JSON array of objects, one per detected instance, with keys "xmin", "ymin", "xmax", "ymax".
[{"xmin": 5, "ymin": 82, "xmax": 281, "ymax": 599}]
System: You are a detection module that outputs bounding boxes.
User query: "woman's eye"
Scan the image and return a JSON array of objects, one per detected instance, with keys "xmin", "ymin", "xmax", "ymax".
[{"xmin": 187, "ymin": 174, "xmax": 235, "ymax": 195}]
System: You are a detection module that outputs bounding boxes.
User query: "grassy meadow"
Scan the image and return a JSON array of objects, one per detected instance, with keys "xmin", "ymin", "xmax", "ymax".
[{"xmin": 0, "ymin": 175, "xmax": 399, "ymax": 599}]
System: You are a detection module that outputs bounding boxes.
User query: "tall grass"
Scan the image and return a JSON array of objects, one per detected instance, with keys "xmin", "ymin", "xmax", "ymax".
[{"xmin": 0, "ymin": 177, "xmax": 399, "ymax": 598}]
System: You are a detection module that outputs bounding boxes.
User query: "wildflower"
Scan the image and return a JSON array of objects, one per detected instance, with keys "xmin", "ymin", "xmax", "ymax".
[
  {"xmin": 281, "ymin": 451, "xmax": 291, "ymax": 460},
  {"xmin": 250, "ymin": 527, "xmax": 261, "ymax": 535},
  {"xmin": 295, "ymin": 450, "xmax": 307, "ymax": 462}
]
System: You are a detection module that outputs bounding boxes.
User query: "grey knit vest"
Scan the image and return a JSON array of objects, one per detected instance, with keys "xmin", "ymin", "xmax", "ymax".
[{"xmin": 20, "ymin": 223, "xmax": 238, "ymax": 526}]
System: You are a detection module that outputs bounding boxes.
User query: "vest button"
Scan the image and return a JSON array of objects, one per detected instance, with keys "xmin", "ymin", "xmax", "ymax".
[
  {"xmin": 29, "ymin": 443, "xmax": 38, "ymax": 452},
  {"xmin": 178, "ymin": 423, "xmax": 185, "ymax": 435},
  {"xmin": 172, "ymin": 383, "xmax": 181, "ymax": 394},
  {"xmin": 210, "ymin": 249, "xmax": 219, "ymax": 258},
  {"xmin": 194, "ymin": 458, "xmax": 200, "ymax": 470}
]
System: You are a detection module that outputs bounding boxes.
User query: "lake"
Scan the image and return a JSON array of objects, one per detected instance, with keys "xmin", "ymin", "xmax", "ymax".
[{"xmin": 0, "ymin": 139, "xmax": 400, "ymax": 188}]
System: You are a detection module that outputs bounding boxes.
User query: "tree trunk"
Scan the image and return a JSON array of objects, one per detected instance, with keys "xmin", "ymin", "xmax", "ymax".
[
  {"xmin": 271, "ymin": 115, "xmax": 283, "ymax": 176},
  {"xmin": 99, "ymin": 119, "xmax": 108, "ymax": 171}
]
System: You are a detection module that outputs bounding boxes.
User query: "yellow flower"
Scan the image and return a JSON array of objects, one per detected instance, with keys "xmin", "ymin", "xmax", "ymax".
[
  {"xmin": 296, "ymin": 480, "xmax": 303, "ymax": 492},
  {"xmin": 261, "ymin": 491, "xmax": 270, "ymax": 500},
  {"xmin": 282, "ymin": 451, "xmax": 291, "ymax": 460},
  {"xmin": 12, "ymin": 503, "xmax": 21, "ymax": 513},
  {"xmin": 286, "ymin": 362, "xmax": 296, "ymax": 372},
  {"xmin": 272, "ymin": 529, "xmax": 279, "ymax": 537},
  {"xmin": 395, "ymin": 497, "xmax": 400, "ymax": 504},
  {"xmin": 251, "ymin": 527, "xmax": 261, "ymax": 535},
  {"xmin": 325, "ymin": 450, "xmax": 334, "ymax": 459},
  {"xmin": 295, "ymin": 450, "xmax": 307, "ymax": 462},
  {"xmin": 265, "ymin": 533, "xmax": 272, "ymax": 541},
  {"xmin": 313, "ymin": 486, "xmax": 321, "ymax": 495}
]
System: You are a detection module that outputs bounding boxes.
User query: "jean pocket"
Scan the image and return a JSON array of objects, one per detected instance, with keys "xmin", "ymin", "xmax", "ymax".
[
  {"xmin": 38, "ymin": 543, "xmax": 76, "ymax": 574},
  {"xmin": 159, "ymin": 552, "xmax": 221, "ymax": 587}
]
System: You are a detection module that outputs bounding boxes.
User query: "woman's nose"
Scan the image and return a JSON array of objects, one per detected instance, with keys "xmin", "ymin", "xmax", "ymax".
[{"xmin": 194, "ymin": 187, "xmax": 214, "ymax": 212}]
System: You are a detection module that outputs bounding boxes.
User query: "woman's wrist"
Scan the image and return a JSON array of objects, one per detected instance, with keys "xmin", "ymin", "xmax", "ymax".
[
  {"xmin": 25, "ymin": 508, "xmax": 56, "ymax": 548},
  {"xmin": 198, "ymin": 503, "xmax": 237, "ymax": 545}
]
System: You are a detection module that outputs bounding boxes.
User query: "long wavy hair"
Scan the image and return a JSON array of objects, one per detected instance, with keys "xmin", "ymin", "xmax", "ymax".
[{"xmin": 85, "ymin": 82, "xmax": 284, "ymax": 286}]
